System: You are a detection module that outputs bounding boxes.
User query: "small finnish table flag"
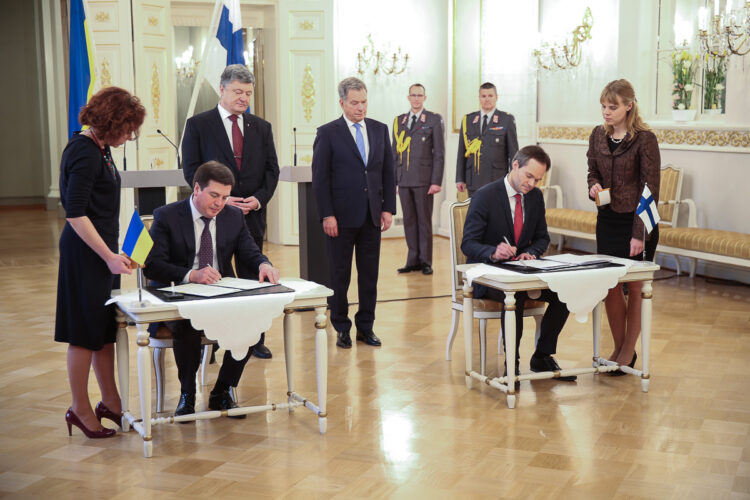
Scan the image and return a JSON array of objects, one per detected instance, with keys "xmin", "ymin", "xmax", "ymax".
[{"xmin": 636, "ymin": 184, "xmax": 660, "ymax": 234}]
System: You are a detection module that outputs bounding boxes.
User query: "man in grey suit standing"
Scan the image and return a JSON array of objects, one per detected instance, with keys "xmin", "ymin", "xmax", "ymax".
[{"xmin": 392, "ymin": 83, "xmax": 445, "ymax": 275}]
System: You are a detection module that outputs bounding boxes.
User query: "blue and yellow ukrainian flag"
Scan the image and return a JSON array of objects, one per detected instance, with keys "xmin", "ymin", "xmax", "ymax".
[
  {"xmin": 68, "ymin": 0, "xmax": 96, "ymax": 138},
  {"xmin": 122, "ymin": 210, "xmax": 154, "ymax": 265}
]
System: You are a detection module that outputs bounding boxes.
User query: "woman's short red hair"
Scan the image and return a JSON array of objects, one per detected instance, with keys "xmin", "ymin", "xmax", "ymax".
[{"xmin": 78, "ymin": 86, "xmax": 146, "ymax": 145}]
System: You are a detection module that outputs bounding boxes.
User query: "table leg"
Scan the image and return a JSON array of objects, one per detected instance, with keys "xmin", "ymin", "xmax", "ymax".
[
  {"xmin": 640, "ymin": 280, "xmax": 653, "ymax": 393},
  {"xmin": 462, "ymin": 280, "xmax": 474, "ymax": 389},
  {"xmin": 504, "ymin": 292, "xmax": 517, "ymax": 409},
  {"xmin": 115, "ymin": 310, "xmax": 130, "ymax": 432},
  {"xmin": 283, "ymin": 309, "xmax": 294, "ymax": 412},
  {"xmin": 314, "ymin": 306, "xmax": 328, "ymax": 434},
  {"xmin": 136, "ymin": 322, "xmax": 153, "ymax": 457},
  {"xmin": 592, "ymin": 301, "xmax": 603, "ymax": 369}
]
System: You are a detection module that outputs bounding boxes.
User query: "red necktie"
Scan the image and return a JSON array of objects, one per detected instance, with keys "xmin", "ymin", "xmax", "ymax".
[
  {"xmin": 513, "ymin": 193, "xmax": 523, "ymax": 244},
  {"xmin": 228, "ymin": 114, "xmax": 243, "ymax": 170}
]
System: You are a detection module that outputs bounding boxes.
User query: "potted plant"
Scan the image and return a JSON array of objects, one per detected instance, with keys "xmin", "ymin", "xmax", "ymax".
[
  {"xmin": 703, "ymin": 54, "xmax": 726, "ymax": 116},
  {"xmin": 671, "ymin": 50, "xmax": 699, "ymax": 121}
]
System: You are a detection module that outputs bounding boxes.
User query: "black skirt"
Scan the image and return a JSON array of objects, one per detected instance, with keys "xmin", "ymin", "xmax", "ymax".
[
  {"xmin": 596, "ymin": 206, "xmax": 658, "ymax": 261},
  {"xmin": 55, "ymin": 225, "xmax": 120, "ymax": 350}
]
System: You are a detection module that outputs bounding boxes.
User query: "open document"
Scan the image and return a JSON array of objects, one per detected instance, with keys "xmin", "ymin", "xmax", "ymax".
[{"xmin": 159, "ymin": 278, "xmax": 275, "ymax": 297}]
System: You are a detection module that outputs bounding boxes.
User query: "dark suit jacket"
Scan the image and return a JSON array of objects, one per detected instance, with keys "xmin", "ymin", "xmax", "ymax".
[
  {"xmin": 182, "ymin": 108, "xmax": 279, "ymax": 207},
  {"xmin": 144, "ymin": 198, "xmax": 270, "ymax": 285},
  {"xmin": 312, "ymin": 116, "xmax": 397, "ymax": 228},
  {"xmin": 456, "ymin": 109, "xmax": 519, "ymax": 192},
  {"xmin": 461, "ymin": 178, "xmax": 550, "ymax": 267},
  {"xmin": 390, "ymin": 110, "xmax": 445, "ymax": 187}
]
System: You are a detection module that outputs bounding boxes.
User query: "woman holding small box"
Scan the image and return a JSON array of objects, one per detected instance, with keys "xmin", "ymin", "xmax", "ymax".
[{"xmin": 587, "ymin": 79, "xmax": 660, "ymax": 373}]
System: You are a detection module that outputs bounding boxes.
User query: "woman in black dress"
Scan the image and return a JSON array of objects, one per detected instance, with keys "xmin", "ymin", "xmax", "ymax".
[
  {"xmin": 587, "ymin": 79, "xmax": 660, "ymax": 373},
  {"xmin": 56, "ymin": 87, "xmax": 145, "ymax": 438}
]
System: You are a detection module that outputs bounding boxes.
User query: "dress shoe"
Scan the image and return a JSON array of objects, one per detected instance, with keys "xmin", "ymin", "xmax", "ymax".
[
  {"xmin": 95, "ymin": 401, "xmax": 122, "ymax": 428},
  {"xmin": 608, "ymin": 352, "xmax": 637, "ymax": 377},
  {"xmin": 252, "ymin": 343, "xmax": 273, "ymax": 359},
  {"xmin": 208, "ymin": 389, "xmax": 246, "ymax": 419},
  {"xmin": 421, "ymin": 263, "xmax": 434, "ymax": 275},
  {"xmin": 356, "ymin": 329, "xmax": 382, "ymax": 346},
  {"xmin": 66, "ymin": 407, "xmax": 116, "ymax": 438},
  {"xmin": 174, "ymin": 392, "xmax": 195, "ymax": 421},
  {"xmin": 503, "ymin": 359, "xmax": 521, "ymax": 388},
  {"xmin": 529, "ymin": 353, "xmax": 577, "ymax": 381},
  {"xmin": 397, "ymin": 264, "xmax": 421, "ymax": 273},
  {"xmin": 336, "ymin": 331, "xmax": 352, "ymax": 349}
]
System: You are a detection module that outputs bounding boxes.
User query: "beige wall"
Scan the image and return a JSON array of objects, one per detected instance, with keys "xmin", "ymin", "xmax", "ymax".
[{"xmin": 0, "ymin": 0, "xmax": 47, "ymax": 205}]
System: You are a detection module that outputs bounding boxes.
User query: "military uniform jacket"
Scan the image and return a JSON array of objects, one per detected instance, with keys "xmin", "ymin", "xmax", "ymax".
[
  {"xmin": 391, "ymin": 110, "xmax": 445, "ymax": 188},
  {"xmin": 455, "ymin": 109, "xmax": 518, "ymax": 191}
]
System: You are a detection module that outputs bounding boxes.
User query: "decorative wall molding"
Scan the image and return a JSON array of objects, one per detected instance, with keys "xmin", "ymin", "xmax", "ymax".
[
  {"xmin": 151, "ymin": 62, "xmax": 160, "ymax": 123},
  {"xmin": 301, "ymin": 64, "xmax": 315, "ymax": 123},
  {"xmin": 538, "ymin": 124, "xmax": 750, "ymax": 152},
  {"xmin": 290, "ymin": 11, "xmax": 324, "ymax": 39},
  {"xmin": 100, "ymin": 58, "xmax": 112, "ymax": 87}
]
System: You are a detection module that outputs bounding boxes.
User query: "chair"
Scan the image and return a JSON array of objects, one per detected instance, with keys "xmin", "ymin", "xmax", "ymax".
[
  {"xmin": 140, "ymin": 215, "xmax": 219, "ymax": 413},
  {"xmin": 445, "ymin": 200, "xmax": 546, "ymax": 375}
]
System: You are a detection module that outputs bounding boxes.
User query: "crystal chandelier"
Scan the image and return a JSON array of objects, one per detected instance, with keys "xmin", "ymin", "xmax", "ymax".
[
  {"xmin": 356, "ymin": 34, "xmax": 409, "ymax": 77},
  {"xmin": 534, "ymin": 7, "xmax": 594, "ymax": 71},
  {"xmin": 697, "ymin": 0, "xmax": 750, "ymax": 58}
]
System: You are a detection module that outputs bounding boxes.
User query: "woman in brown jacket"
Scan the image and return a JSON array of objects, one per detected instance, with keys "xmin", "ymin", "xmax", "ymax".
[{"xmin": 587, "ymin": 79, "xmax": 660, "ymax": 373}]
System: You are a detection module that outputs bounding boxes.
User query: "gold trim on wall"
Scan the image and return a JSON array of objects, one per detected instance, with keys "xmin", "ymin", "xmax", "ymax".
[
  {"xmin": 300, "ymin": 154, "xmax": 312, "ymax": 164},
  {"xmin": 100, "ymin": 58, "xmax": 112, "ymax": 88},
  {"xmin": 301, "ymin": 64, "xmax": 315, "ymax": 123},
  {"xmin": 95, "ymin": 11, "xmax": 110, "ymax": 23},
  {"xmin": 299, "ymin": 21, "xmax": 314, "ymax": 31},
  {"xmin": 537, "ymin": 125, "xmax": 750, "ymax": 151},
  {"xmin": 148, "ymin": 16, "xmax": 159, "ymax": 27},
  {"xmin": 151, "ymin": 63, "xmax": 160, "ymax": 123}
]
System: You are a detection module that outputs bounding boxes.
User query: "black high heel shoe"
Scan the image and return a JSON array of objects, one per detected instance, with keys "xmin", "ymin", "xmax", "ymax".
[
  {"xmin": 66, "ymin": 408, "xmax": 116, "ymax": 438},
  {"xmin": 609, "ymin": 353, "xmax": 637, "ymax": 377},
  {"xmin": 95, "ymin": 401, "xmax": 122, "ymax": 429}
]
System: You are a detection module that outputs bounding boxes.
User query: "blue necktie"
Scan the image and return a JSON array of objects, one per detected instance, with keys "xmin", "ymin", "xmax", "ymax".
[{"xmin": 354, "ymin": 122, "xmax": 367, "ymax": 166}]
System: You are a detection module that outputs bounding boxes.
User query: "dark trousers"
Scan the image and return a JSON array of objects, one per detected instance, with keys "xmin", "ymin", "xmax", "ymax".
[
  {"xmin": 399, "ymin": 185, "xmax": 433, "ymax": 266},
  {"xmin": 165, "ymin": 320, "xmax": 251, "ymax": 394},
  {"xmin": 235, "ymin": 208, "xmax": 267, "ymax": 347},
  {"xmin": 326, "ymin": 216, "xmax": 382, "ymax": 333},
  {"xmin": 482, "ymin": 288, "xmax": 570, "ymax": 360}
]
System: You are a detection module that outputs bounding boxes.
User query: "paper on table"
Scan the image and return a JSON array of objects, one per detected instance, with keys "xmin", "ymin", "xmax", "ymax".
[
  {"xmin": 502, "ymin": 259, "xmax": 569, "ymax": 270},
  {"xmin": 158, "ymin": 283, "xmax": 239, "ymax": 297},
  {"xmin": 212, "ymin": 277, "xmax": 275, "ymax": 290}
]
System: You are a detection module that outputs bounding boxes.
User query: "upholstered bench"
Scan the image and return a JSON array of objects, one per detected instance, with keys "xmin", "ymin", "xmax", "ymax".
[{"xmin": 658, "ymin": 227, "xmax": 750, "ymax": 277}]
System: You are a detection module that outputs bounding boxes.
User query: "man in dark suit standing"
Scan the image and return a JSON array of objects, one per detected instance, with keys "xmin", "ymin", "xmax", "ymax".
[
  {"xmin": 461, "ymin": 145, "xmax": 575, "ymax": 381},
  {"xmin": 312, "ymin": 77, "xmax": 397, "ymax": 349},
  {"xmin": 456, "ymin": 82, "xmax": 519, "ymax": 195},
  {"xmin": 145, "ymin": 161, "xmax": 281, "ymax": 418},
  {"xmin": 182, "ymin": 64, "xmax": 279, "ymax": 358},
  {"xmin": 391, "ymin": 83, "xmax": 445, "ymax": 276}
]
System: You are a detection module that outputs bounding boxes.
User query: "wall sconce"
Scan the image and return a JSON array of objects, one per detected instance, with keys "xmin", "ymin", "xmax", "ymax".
[
  {"xmin": 697, "ymin": 1, "xmax": 750, "ymax": 59},
  {"xmin": 534, "ymin": 7, "xmax": 594, "ymax": 71},
  {"xmin": 356, "ymin": 34, "xmax": 409, "ymax": 76},
  {"xmin": 175, "ymin": 45, "xmax": 198, "ymax": 80}
]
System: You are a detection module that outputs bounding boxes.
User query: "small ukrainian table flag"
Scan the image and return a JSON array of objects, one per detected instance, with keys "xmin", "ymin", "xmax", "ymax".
[{"xmin": 122, "ymin": 210, "xmax": 153, "ymax": 265}]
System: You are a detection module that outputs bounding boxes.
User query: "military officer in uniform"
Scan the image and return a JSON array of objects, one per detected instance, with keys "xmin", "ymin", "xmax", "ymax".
[
  {"xmin": 456, "ymin": 82, "xmax": 519, "ymax": 196},
  {"xmin": 392, "ymin": 83, "xmax": 445, "ymax": 275}
]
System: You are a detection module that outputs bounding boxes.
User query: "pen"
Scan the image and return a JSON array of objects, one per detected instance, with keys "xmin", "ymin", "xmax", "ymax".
[{"xmin": 503, "ymin": 236, "xmax": 518, "ymax": 260}]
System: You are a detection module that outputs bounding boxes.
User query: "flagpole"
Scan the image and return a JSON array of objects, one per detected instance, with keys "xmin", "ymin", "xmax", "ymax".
[
  {"xmin": 179, "ymin": 0, "xmax": 223, "ymax": 151},
  {"xmin": 642, "ymin": 182, "xmax": 648, "ymax": 261}
]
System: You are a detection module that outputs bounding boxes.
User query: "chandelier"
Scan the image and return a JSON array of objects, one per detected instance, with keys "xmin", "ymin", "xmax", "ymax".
[
  {"xmin": 698, "ymin": 0, "xmax": 750, "ymax": 58},
  {"xmin": 356, "ymin": 34, "xmax": 409, "ymax": 77},
  {"xmin": 175, "ymin": 46, "xmax": 198, "ymax": 80},
  {"xmin": 534, "ymin": 7, "xmax": 594, "ymax": 71}
]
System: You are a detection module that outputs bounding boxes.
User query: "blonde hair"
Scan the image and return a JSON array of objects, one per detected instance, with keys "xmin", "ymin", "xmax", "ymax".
[{"xmin": 600, "ymin": 79, "xmax": 650, "ymax": 138}]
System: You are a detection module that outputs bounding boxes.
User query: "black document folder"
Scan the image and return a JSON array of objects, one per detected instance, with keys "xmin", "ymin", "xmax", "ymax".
[
  {"xmin": 147, "ymin": 284, "xmax": 296, "ymax": 302},
  {"xmin": 489, "ymin": 259, "xmax": 624, "ymax": 274}
]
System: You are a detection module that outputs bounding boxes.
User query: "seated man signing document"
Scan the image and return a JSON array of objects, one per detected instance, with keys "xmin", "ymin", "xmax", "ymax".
[
  {"xmin": 144, "ymin": 161, "xmax": 280, "ymax": 419},
  {"xmin": 460, "ymin": 145, "xmax": 576, "ymax": 382}
]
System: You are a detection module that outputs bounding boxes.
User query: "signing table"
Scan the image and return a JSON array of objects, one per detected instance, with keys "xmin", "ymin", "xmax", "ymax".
[
  {"xmin": 458, "ymin": 255, "xmax": 659, "ymax": 409},
  {"xmin": 110, "ymin": 278, "xmax": 332, "ymax": 458}
]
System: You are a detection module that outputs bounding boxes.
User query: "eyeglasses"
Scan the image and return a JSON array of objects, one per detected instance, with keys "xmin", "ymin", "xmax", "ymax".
[{"xmin": 408, "ymin": 94, "xmax": 425, "ymax": 98}]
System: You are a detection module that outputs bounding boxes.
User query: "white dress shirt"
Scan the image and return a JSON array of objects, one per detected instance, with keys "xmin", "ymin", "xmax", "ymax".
[
  {"xmin": 216, "ymin": 104, "xmax": 261, "ymax": 210},
  {"xmin": 342, "ymin": 115, "xmax": 369, "ymax": 162},
  {"xmin": 408, "ymin": 109, "xmax": 423, "ymax": 127},
  {"xmin": 182, "ymin": 195, "xmax": 219, "ymax": 283},
  {"xmin": 217, "ymin": 103, "xmax": 243, "ymax": 151},
  {"xmin": 504, "ymin": 175, "xmax": 524, "ymax": 225},
  {"xmin": 480, "ymin": 109, "xmax": 497, "ymax": 132}
]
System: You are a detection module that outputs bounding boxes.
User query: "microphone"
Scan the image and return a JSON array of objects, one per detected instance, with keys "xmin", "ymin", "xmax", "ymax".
[
  {"xmin": 293, "ymin": 127, "xmax": 297, "ymax": 166},
  {"xmin": 122, "ymin": 141, "xmax": 127, "ymax": 171},
  {"xmin": 156, "ymin": 129, "xmax": 181, "ymax": 169}
]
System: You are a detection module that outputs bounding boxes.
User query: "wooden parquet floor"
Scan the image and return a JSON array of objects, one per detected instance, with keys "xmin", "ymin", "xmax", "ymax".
[{"xmin": 0, "ymin": 207, "xmax": 749, "ymax": 499}]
